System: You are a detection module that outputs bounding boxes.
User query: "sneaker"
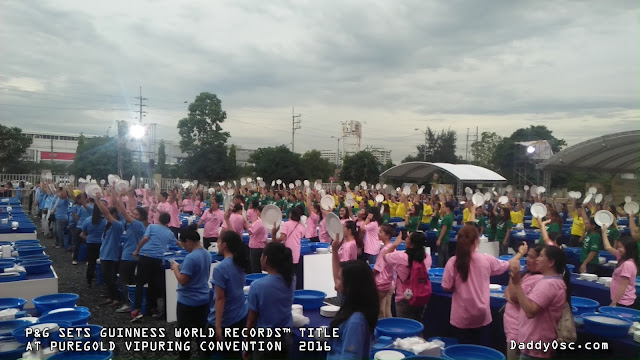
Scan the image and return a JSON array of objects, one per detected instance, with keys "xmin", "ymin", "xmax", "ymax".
[
  {"xmin": 116, "ymin": 305, "xmax": 131, "ymax": 313},
  {"xmin": 130, "ymin": 310, "xmax": 143, "ymax": 322},
  {"xmin": 72, "ymin": 261, "xmax": 77, "ymax": 265}
]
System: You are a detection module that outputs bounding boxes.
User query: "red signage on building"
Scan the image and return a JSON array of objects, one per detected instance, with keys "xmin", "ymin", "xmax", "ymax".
[{"xmin": 40, "ymin": 152, "xmax": 75, "ymax": 161}]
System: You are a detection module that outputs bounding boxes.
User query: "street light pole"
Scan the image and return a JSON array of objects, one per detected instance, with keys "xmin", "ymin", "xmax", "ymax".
[
  {"xmin": 331, "ymin": 136, "xmax": 341, "ymax": 167},
  {"xmin": 415, "ymin": 128, "xmax": 427, "ymax": 161}
]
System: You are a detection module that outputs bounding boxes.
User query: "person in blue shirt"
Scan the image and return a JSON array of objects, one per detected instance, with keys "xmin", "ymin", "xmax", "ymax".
[
  {"xmin": 245, "ymin": 242, "xmax": 295, "ymax": 360},
  {"xmin": 81, "ymin": 201, "xmax": 107, "ymax": 288},
  {"xmin": 208, "ymin": 230, "xmax": 250, "ymax": 360},
  {"xmin": 115, "ymin": 195, "xmax": 148, "ymax": 314},
  {"xmin": 52, "ymin": 187, "xmax": 71, "ymax": 250},
  {"xmin": 170, "ymin": 224, "xmax": 210, "ymax": 360},
  {"xmin": 327, "ymin": 258, "xmax": 379, "ymax": 360},
  {"xmin": 132, "ymin": 212, "xmax": 177, "ymax": 321},
  {"xmin": 95, "ymin": 195, "xmax": 125, "ymax": 307},
  {"xmin": 71, "ymin": 194, "xmax": 94, "ymax": 265}
]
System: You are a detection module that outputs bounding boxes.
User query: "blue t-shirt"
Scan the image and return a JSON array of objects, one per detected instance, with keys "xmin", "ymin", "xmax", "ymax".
[
  {"xmin": 81, "ymin": 217, "xmax": 106, "ymax": 244},
  {"xmin": 54, "ymin": 198, "xmax": 70, "ymax": 220},
  {"xmin": 45, "ymin": 195, "xmax": 56, "ymax": 210},
  {"xmin": 68, "ymin": 205, "xmax": 79, "ymax": 227},
  {"xmin": 247, "ymin": 274, "xmax": 294, "ymax": 328},
  {"xmin": 121, "ymin": 220, "xmax": 146, "ymax": 261},
  {"xmin": 326, "ymin": 312, "xmax": 372, "ymax": 360},
  {"xmin": 208, "ymin": 257, "xmax": 248, "ymax": 327},
  {"xmin": 140, "ymin": 224, "xmax": 176, "ymax": 259},
  {"xmin": 178, "ymin": 248, "xmax": 211, "ymax": 307},
  {"xmin": 100, "ymin": 220, "xmax": 124, "ymax": 261},
  {"xmin": 77, "ymin": 204, "xmax": 93, "ymax": 227}
]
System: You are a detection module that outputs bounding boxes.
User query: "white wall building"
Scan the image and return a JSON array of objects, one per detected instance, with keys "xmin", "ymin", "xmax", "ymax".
[{"xmin": 368, "ymin": 147, "xmax": 392, "ymax": 164}]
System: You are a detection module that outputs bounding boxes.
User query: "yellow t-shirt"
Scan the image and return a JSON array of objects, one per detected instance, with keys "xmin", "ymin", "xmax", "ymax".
[
  {"xmin": 395, "ymin": 203, "xmax": 407, "ymax": 219},
  {"xmin": 589, "ymin": 206, "xmax": 596, "ymax": 218},
  {"xmin": 571, "ymin": 212, "xmax": 586, "ymax": 237},
  {"xmin": 462, "ymin": 208, "xmax": 470, "ymax": 223},
  {"xmin": 511, "ymin": 209, "xmax": 524, "ymax": 225},
  {"xmin": 389, "ymin": 203, "xmax": 398, "ymax": 217},
  {"xmin": 368, "ymin": 200, "xmax": 375, "ymax": 208},
  {"xmin": 422, "ymin": 204, "xmax": 433, "ymax": 223}
]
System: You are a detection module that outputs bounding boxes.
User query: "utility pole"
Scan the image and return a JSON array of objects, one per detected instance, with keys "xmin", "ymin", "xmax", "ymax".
[
  {"xmin": 331, "ymin": 136, "xmax": 341, "ymax": 167},
  {"xmin": 50, "ymin": 138, "xmax": 54, "ymax": 166},
  {"xmin": 465, "ymin": 127, "xmax": 479, "ymax": 162},
  {"xmin": 291, "ymin": 107, "xmax": 301, "ymax": 152},
  {"xmin": 134, "ymin": 86, "xmax": 148, "ymax": 123}
]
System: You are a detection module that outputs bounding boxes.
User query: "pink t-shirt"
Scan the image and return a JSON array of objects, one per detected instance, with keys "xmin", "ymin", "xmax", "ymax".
[
  {"xmin": 246, "ymin": 209, "xmax": 259, "ymax": 224},
  {"xmin": 156, "ymin": 201, "xmax": 172, "ymax": 224},
  {"xmin": 149, "ymin": 206, "xmax": 158, "ymax": 224},
  {"xmin": 135, "ymin": 189, "xmax": 144, "ymax": 197},
  {"xmin": 373, "ymin": 243, "xmax": 394, "ymax": 291},
  {"xmin": 193, "ymin": 201, "xmax": 203, "ymax": 216},
  {"xmin": 281, "ymin": 220, "xmax": 304, "ymax": 264},
  {"xmin": 386, "ymin": 250, "xmax": 432, "ymax": 302},
  {"xmin": 518, "ymin": 276, "xmax": 566, "ymax": 358},
  {"xmin": 503, "ymin": 273, "xmax": 543, "ymax": 342},
  {"xmin": 318, "ymin": 217, "xmax": 331, "ymax": 243},
  {"xmin": 612, "ymin": 253, "xmax": 637, "ymax": 306},
  {"xmin": 305, "ymin": 212, "xmax": 319, "ymax": 238},
  {"xmin": 442, "ymin": 252, "xmax": 509, "ymax": 328},
  {"xmin": 182, "ymin": 199, "xmax": 194, "ymax": 212},
  {"xmin": 224, "ymin": 213, "xmax": 244, "ymax": 235},
  {"xmin": 364, "ymin": 221, "xmax": 380, "ymax": 255},
  {"xmin": 201, "ymin": 209, "xmax": 224, "ymax": 238},
  {"xmin": 248, "ymin": 219, "xmax": 268, "ymax": 249},
  {"xmin": 169, "ymin": 201, "xmax": 180, "ymax": 228},
  {"xmin": 338, "ymin": 240, "xmax": 358, "ymax": 262}
]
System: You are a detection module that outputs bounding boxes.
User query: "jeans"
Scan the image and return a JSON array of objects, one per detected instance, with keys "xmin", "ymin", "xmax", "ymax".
[
  {"xmin": 86, "ymin": 243, "xmax": 101, "ymax": 285},
  {"xmin": 170, "ymin": 226, "xmax": 180, "ymax": 239},
  {"xmin": 437, "ymin": 241, "xmax": 450, "ymax": 267},
  {"xmin": 176, "ymin": 302, "xmax": 209, "ymax": 360},
  {"xmin": 55, "ymin": 219, "xmax": 68, "ymax": 247},
  {"xmin": 395, "ymin": 299, "xmax": 426, "ymax": 323},
  {"xmin": 72, "ymin": 228, "xmax": 83, "ymax": 261},
  {"xmin": 101, "ymin": 260, "xmax": 120, "ymax": 301},
  {"xmin": 249, "ymin": 248, "xmax": 264, "ymax": 274},
  {"xmin": 135, "ymin": 256, "xmax": 165, "ymax": 314},
  {"xmin": 365, "ymin": 253, "xmax": 378, "ymax": 265}
]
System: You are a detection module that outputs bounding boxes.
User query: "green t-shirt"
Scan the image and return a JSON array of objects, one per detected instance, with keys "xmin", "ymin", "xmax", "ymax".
[
  {"xmin": 486, "ymin": 222, "xmax": 497, "ymax": 241},
  {"xmin": 538, "ymin": 222, "xmax": 561, "ymax": 244},
  {"xmin": 474, "ymin": 217, "xmax": 486, "ymax": 231},
  {"xmin": 437, "ymin": 213, "xmax": 454, "ymax": 244},
  {"xmin": 606, "ymin": 226, "xmax": 620, "ymax": 243},
  {"xmin": 407, "ymin": 216, "xmax": 421, "ymax": 233},
  {"xmin": 382, "ymin": 213, "xmax": 391, "ymax": 225},
  {"xmin": 581, "ymin": 232, "xmax": 602, "ymax": 265},
  {"xmin": 496, "ymin": 220, "xmax": 513, "ymax": 242},
  {"xmin": 285, "ymin": 201, "xmax": 296, "ymax": 217},
  {"xmin": 429, "ymin": 213, "xmax": 440, "ymax": 230},
  {"xmin": 275, "ymin": 200, "xmax": 286, "ymax": 211}
]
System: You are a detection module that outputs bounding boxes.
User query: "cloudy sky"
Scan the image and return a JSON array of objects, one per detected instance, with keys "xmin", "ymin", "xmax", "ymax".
[{"xmin": 1, "ymin": 0, "xmax": 638, "ymax": 162}]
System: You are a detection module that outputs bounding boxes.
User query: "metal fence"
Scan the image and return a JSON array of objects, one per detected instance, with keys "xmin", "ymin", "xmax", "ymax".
[{"xmin": 0, "ymin": 174, "xmax": 44, "ymax": 186}]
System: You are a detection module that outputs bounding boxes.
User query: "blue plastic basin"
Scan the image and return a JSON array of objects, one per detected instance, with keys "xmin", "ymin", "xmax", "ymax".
[
  {"xmin": 0, "ymin": 297, "xmax": 27, "ymax": 311},
  {"xmin": 370, "ymin": 348, "xmax": 416, "ymax": 359},
  {"xmin": 13, "ymin": 240, "xmax": 40, "ymax": 247},
  {"xmin": 0, "ymin": 339, "xmax": 26, "ymax": 359},
  {"xmin": 442, "ymin": 344, "xmax": 505, "ymax": 360},
  {"xmin": 567, "ymin": 264, "xmax": 575, "ymax": 273},
  {"xmin": 293, "ymin": 290, "xmax": 326, "ymax": 310},
  {"xmin": 245, "ymin": 273, "xmax": 268, "ymax": 285},
  {"xmin": 20, "ymin": 259, "xmax": 53, "ymax": 274},
  {"xmin": 32, "ymin": 293, "xmax": 79, "ymax": 315},
  {"xmin": 431, "ymin": 277, "xmax": 443, "ymax": 293},
  {"xmin": 498, "ymin": 255, "xmax": 513, "ymax": 261},
  {"xmin": 16, "ymin": 246, "xmax": 45, "ymax": 257},
  {"xmin": 375, "ymin": 318, "xmax": 424, "ymax": 338},
  {"xmin": 581, "ymin": 312, "xmax": 632, "ymax": 338},
  {"xmin": 300, "ymin": 245, "xmax": 311, "ymax": 254},
  {"xmin": 598, "ymin": 306, "xmax": 640, "ymax": 322},
  {"xmin": 0, "ymin": 319, "xmax": 31, "ymax": 336},
  {"xmin": 571, "ymin": 296, "xmax": 599, "ymax": 315},
  {"xmin": 38, "ymin": 309, "xmax": 91, "ymax": 326},
  {"xmin": 12, "ymin": 321, "xmax": 72, "ymax": 344},
  {"xmin": 16, "ymin": 254, "xmax": 50, "ymax": 262},
  {"xmin": 428, "ymin": 268, "xmax": 445, "ymax": 277}
]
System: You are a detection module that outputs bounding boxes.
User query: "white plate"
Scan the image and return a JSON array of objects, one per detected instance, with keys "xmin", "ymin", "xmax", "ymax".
[
  {"xmin": 604, "ymin": 195, "xmax": 613, "ymax": 203},
  {"xmin": 594, "ymin": 194, "xmax": 603, "ymax": 204},
  {"xmin": 261, "ymin": 205, "xmax": 282, "ymax": 230},
  {"xmin": 483, "ymin": 192, "xmax": 492, "ymax": 201},
  {"xmin": 465, "ymin": 193, "xmax": 472, "ymax": 201},
  {"xmin": 346, "ymin": 192, "xmax": 354, "ymax": 200},
  {"xmin": 276, "ymin": 179, "xmax": 282, "ymax": 185},
  {"xmin": 489, "ymin": 284, "xmax": 502, "ymax": 291},
  {"xmin": 575, "ymin": 191, "xmax": 582, "ymax": 199},
  {"xmin": 583, "ymin": 193, "xmax": 593, "ymax": 204},
  {"xmin": 325, "ymin": 213, "xmax": 343, "ymax": 241},
  {"xmin": 402, "ymin": 186, "xmax": 411, "ymax": 195},
  {"xmin": 537, "ymin": 186, "xmax": 546, "ymax": 194},
  {"xmin": 506, "ymin": 185, "xmax": 513, "ymax": 192},
  {"xmin": 376, "ymin": 184, "xmax": 381, "ymax": 190},
  {"xmin": 624, "ymin": 201, "xmax": 639, "ymax": 215},
  {"xmin": 588, "ymin": 186, "xmax": 597, "ymax": 194},
  {"xmin": 115, "ymin": 180, "xmax": 129, "ymax": 194},
  {"xmin": 304, "ymin": 180, "xmax": 310, "ymax": 187},
  {"xmin": 375, "ymin": 194, "xmax": 384, "ymax": 203},
  {"xmin": 226, "ymin": 189, "xmax": 234, "ymax": 196},
  {"xmin": 594, "ymin": 210, "xmax": 614, "ymax": 227},
  {"xmin": 579, "ymin": 273, "xmax": 598, "ymax": 281},
  {"xmin": 295, "ymin": 180, "xmax": 302, "ymax": 187},
  {"xmin": 289, "ymin": 183, "xmax": 295, "ymax": 189},
  {"xmin": 465, "ymin": 187, "xmax": 472, "ymax": 194},
  {"xmin": 523, "ymin": 185, "xmax": 529, "ymax": 191},
  {"xmin": 530, "ymin": 203, "xmax": 547, "ymax": 218},
  {"xmin": 625, "ymin": 196, "xmax": 632, "ymax": 203},
  {"xmin": 471, "ymin": 193, "xmax": 485, "ymax": 207},
  {"xmin": 315, "ymin": 183, "xmax": 322, "ymax": 191},
  {"xmin": 417, "ymin": 188, "xmax": 424, "ymax": 195},
  {"xmin": 498, "ymin": 196, "xmax": 509, "ymax": 205},
  {"xmin": 336, "ymin": 185, "xmax": 342, "ymax": 191},
  {"xmin": 374, "ymin": 350, "xmax": 406, "ymax": 360},
  {"xmin": 345, "ymin": 199, "xmax": 356, "ymax": 207},
  {"xmin": 85, "ymin": 184, "xmax": 102, "ymax": 199},
  {"xmin": 246, "ymin": 178, "xmax": 252, "ymax": 183},
  {"xmin": 530, "ymin": 185, "xmax": 538, "ymax": 195},
  {"xmin": 360, "ymin": 181, "xmax": 367, "ymax": 188}
]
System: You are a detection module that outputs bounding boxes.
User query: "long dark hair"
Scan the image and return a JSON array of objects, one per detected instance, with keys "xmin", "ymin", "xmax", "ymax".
[
  {"xmin": 91, "ymin": 203, "xmax": 103, "ymax": 225},
  {"xmin": 406, "ymin": 232, "xmax": 426, "ymax": 268},
  {"xmin": 541, "ymin": 245, "xmax": 571, "ymax": 306},
  {"xmin": 380, "ymin": 224, "xmax": 395, "ymax": 238},
  {"xmin": 549, "ymin": 209, "xmax": 562, "ymax": 227},
  {"xmin": 313, "ymin": 204, "xmax": 323, "ymax": 222},
  {"xmin": 262, "ymin": 242, "xmax": 294, "ymax": 288},
  {"xmin": 344, "ymin": 220, "xmax": 364, "ymax": 252},
  {"xmin": 617, "ymin": 237, "xmax": 640, "ymax": 272},
  {"xmin": 455, "ymin": 225, "xmax": 478, "ymax": 282},
  {"xmin": 220, "ymin": 230, "xmax": 250, "ymax": 273},
  {"xmin": 367, "ymin": 207, "xmax": 382, "ymax": 224},
  {"xmin": 524, "ymin": 244, "xmax": 545, "ymax": 276},
  {"xmin": 500, "ymin": 206, "xmax": 511, "ymax": 222},
  {"xmin": 290, "ymin": 206, "xmax": 302, "ymax": 222},
  {"xmin": 331, "ymin": 260, "xmax": 379, "ymax": 332},
  {"xmin": 103, "ymin": 207, "xmax": 118, "ymax": 236}
]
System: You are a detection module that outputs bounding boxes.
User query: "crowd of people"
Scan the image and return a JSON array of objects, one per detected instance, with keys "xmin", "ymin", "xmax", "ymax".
[{"xmin": 7, "ymin": 178, "xmax": 640, "ymax": 359}]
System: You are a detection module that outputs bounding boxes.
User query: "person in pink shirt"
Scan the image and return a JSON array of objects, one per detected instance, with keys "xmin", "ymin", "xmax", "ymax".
[
  {"xmin": 197, "ymin": 195, "xmax": 223, "ymax": 250},
  {"xmin": 510, "ymin": 245, "xmax": 570, "ymax": 359},
  {"xmin": 181, "ymin": 194, "xmax": 195, "ymax": 215},
  {"xmin": 337, "ymin": 221, "xmax": 359, "ymax": 263},
  {"xmin": 168, "ymin": 190, "xmax": 180, "ymax": 238},
  {"xmin": 442, "ymin": 225, "xmax": 527, "ymax": 345},
  {"xmin": 304, "ymin": 203, "xmax": 321, "ymax": 242},
  {"xmin": 601, "ymin": 225, "xmax": 639, "ymax": 308},
  {"xmin": 382, "ymin": 231, "xmax": 432, "ymax": 321},
  {"xmin": 503, "ymin": 244, "xmax": 544, "ymax": 360},
  {"xmin": 373, "ymin": 224, "xmax": 395, "ymax": 318},
  {"xmin": 363, "ymin": 208, "xmax": 382, "ymax": 264},
  {"xmin": 318, "ymin": 208, "xmax": 332, "ymax": 243},
  {"xmin": 339, "ymin": 207, "xmax": 352, "ymax": 223},
  {"xmin": 272, "ymin": 207, "xmax": 305, "ymax": 289},
  {"xmin": 244, "ymin": 205, "xmax": 267, "ymax": 273},
  {"xmin": 192, "ymin": 193, "xmax": 204, "ymax": 216},
  {"xmin": 223, "ymin": 203, "xmax": 246, "ymax": 236},
  {"xmin": 246, "ymin": 199, "xmax": 260, "ymax": 225}
]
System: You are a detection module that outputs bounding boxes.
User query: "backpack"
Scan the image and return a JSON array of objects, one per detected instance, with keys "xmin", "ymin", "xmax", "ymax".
[
  {"xmin": 404, "ymin": 260, "xmax": 432, "ymax": 307},
  {"xmin": 555, "ymin": 302, "xmax": 577, "ymax": 343}
]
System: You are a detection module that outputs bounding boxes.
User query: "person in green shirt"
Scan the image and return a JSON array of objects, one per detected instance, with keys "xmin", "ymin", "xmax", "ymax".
[
  {"xmin": 486, "ymin": 205, "xmax": 497, "ymax": 241},
  {"xmin": 473, "ymin": 206, "xmax": 486, "ymax": 234},
  {"xmin": 496, "ymin": 206, "xmax": 513, "ymax": 256},
  {"xmin": 436, "ymin": 202, "xmax": 455, "ymax": 267},
  {"xmin": 604, "ymin": 205, "xmax": 621, "ymax": 247},
  {"xmin": 429, "ymin": 202, "xmax": 441, "ymax": 231},
  {"xmin": 405, "ymin": 202, "xmax": 422, "ymax": 233},
  {"xmin": 274, "ymin": 193, "xmax": 286, "ymax": 211},
  {"xmin": 580, "ymin": 204, "xmax": 603, "ymax": 273},
  {"xmin": 537, "ymin": 209, "xmax": 561, "ymax": 245},
  {"xmin": 382, "ymin": 203, "xmax": 391, "ymax": 224}
]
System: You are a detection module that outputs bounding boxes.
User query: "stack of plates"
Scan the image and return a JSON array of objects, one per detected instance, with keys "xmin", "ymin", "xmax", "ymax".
[
  {"xmin": 373, "ymin": 350, "xmax": 407, "ymax": 360},
  {"xmin": 597, "ymin": 277, "xmax": 612, "ymax": 287},
  {"xmin": 607, "ymin": 260, "xmax": 618, "ymax": 266},
  {"xmin": 579, "ymin": 273, "xmax": 598, "ymax": 282},
  {"xmin": 320, "ymin": 305, "xmax": 340, "ymax": 318},
  {"xmin": 489, "ymin": 284, "xmax": 502, "ymax": 291}
]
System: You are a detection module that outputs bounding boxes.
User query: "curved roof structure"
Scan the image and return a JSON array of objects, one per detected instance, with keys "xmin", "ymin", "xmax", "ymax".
[
  {"xmin": 538, "ymin": 130, "xmax": 640, "ymax": 173},
  {"xmin": 380, "ymin": 162, "xmax": 506, "ymax": 183}
]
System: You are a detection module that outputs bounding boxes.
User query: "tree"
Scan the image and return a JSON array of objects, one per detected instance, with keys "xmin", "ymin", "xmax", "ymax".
[
  {"xmin": 227, "ymin": 144, "xmax": 238, "ymax": 180},
  {"xmin": 157, "ymin": 140, "xmax": 167, "ymax": 176},
  {"xmin": 403, "ymin": 127, "xmax": 461, "ymax": 163},
  {"xmin": 470, "ymin": 131, "xmax": 503, "ymax": 169},
  {"xmin": 177, "ymin": 92, "xmax": 232, "ymax": 181},
  {"xmin": 382, "ymin": 159, "xmax": 396, "ymax": 172},
  {"xmin": 0, "ymin": 125, "xmax": 33, "ymax": 173},
  {"xmin": 301, "ymin": 150, "xmax": 335, "ymax": 182},
  {"xmin": 341, "ymin": 151, "xmax": 382, "ymax": 184},
  {"xmin": 248, "ymin": 145, "xmax": 304, "ymax": 183},
  {"xmin": 71, "ymin": 136, "xmax": 131, "ymax": 181}
]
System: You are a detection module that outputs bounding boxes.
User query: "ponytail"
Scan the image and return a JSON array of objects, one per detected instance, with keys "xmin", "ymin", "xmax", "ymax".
[
  {"xmin": 263, "ymin": 242, "xmax": 294, "ymax": 288},
  {"xmin": 180, "ymin": 223, "xmax": 201, "ymax": 243},
  {"xmin": 543, "ymin": 245, "xmax": 571, "ymax": 306},
  {"xmin": 455, "ymin": 225, "xmax": 478, "ymax": 282},
  {"xmin": 406, "ymin": 232, "xmax": 426, "ymax": 268},
  {"xmin": 220, "ymin": 231, "xmax": 250, "ymax": 273}
]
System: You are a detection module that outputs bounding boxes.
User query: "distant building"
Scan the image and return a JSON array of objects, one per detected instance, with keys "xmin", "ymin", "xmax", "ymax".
[
  {"xmin": 367, "ymin": 147, "xmax": 392, "ymax": 164},
  {"xmin": 235, "ymin": 146, "xmax": 256, "ymax": 167},
  {"xmin": 320, "ymin": 150, "xmax": 340, "ymax": 165},
  {"xmin": 22, "ymin": 131, "xmax": 97, "ymax": 163},
  {"xmin": 341, "ymin": 121, "xmax": 362, "ymax": 158}
]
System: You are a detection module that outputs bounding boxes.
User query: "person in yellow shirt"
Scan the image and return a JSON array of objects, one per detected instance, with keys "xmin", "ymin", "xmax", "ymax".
[
  {"xmin": 462, "ymin": 205, "xmax": 470, "ymax": 223},
  {"xmin": 422, "ymin": 202, "xmax": 433, "ymax": 224},
  {"xmin": 510, "ymin": 198, "xmax": 524, "ymax": 225},
  {"xmin": 394, "ymin": 196, "xmax": 407, "ymax": 219},
  {"xmin": 570, "ymin": 199, "xmax": 586, "ymax": 247}
]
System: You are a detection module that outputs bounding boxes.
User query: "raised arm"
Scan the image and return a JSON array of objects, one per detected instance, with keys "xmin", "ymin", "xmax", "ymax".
[
  {"xmin": 95, "ymin": 195, "xmax": 116, "ymax": 223},
  {"xmin": 600, "ymin": 224, "xmax": 616, "ymax": 255}
]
